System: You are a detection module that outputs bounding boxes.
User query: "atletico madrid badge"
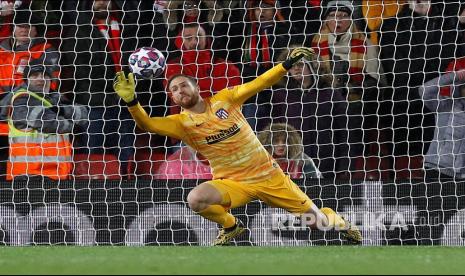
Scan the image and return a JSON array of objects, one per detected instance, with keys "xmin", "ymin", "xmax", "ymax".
[{"xmin": 215, "ymin": 108, "xmax": 229, "ymax": 120}]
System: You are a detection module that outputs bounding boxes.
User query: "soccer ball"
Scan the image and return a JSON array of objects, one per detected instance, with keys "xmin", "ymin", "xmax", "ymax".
[{"xmin": 128, "ymin": 47, "xmax": 166, "ymax": 79}]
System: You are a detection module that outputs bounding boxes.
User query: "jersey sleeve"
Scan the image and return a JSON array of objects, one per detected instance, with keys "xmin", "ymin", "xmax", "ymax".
[
  {"xmin": 229, "ymin": 63, "xmax": 288, "ymax": 105},
  {"xmin": 128, "ymin": 103, "xmax": 185, "ymax": 140}
]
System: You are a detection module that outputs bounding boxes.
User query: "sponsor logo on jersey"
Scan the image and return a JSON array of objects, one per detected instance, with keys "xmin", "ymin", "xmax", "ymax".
[
  {"xmin": 215, "ymin": 108, "xmax": 229, "ymax": 120},
  {"xmin": 206, "ymin": 123, "xmax": 240, "ymax": 145}
]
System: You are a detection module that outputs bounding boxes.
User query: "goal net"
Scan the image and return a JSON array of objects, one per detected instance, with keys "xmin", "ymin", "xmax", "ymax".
[{"xmin": 0, "ymin": 0, "xmax": 464, "ymax": 246}]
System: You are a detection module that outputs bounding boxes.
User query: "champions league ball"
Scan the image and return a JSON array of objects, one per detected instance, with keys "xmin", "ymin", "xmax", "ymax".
[{"xmin": 128, "ymin": 47, "xmax": 166, "ymax": 79}]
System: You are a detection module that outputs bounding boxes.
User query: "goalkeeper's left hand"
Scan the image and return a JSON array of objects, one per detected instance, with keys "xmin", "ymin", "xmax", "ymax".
[
  {"xmin": 113, "ymin": 71, "xmax": 136, "ymax": 105},
  {"xmin": 283, "ymin": 47, "xmax": 315, "ymax": 70}
]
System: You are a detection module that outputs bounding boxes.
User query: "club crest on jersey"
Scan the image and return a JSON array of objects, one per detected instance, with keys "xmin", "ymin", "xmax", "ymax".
[{"xmin": 215, "ymin": 108, "xmax": 229, "ymax": 120}]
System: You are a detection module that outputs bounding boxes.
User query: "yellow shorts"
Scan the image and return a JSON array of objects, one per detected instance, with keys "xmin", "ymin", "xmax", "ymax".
[{"xmin": 205, "ymin": 173, "xmax": 313, "ymax": 214}]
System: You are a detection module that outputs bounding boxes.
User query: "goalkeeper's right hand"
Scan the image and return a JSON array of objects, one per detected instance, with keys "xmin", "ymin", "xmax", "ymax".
[
  {"xmin": 113, "ymin": 71, "xmax": 136, "ymax": 105},
  {"xmin": 282, "ymin": 47, "xmax": 315, "ymax": 70}
]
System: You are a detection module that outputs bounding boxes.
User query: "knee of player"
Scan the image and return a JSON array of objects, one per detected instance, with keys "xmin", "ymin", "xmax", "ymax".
[{"xmin": 187, "ymin": 191, "xmax": 207, "ymax": 212}]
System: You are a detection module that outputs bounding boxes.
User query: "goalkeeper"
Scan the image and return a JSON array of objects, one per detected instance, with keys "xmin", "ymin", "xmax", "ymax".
[{"xmin": 114, "ymin": 47, "xmax": 362, "ymax": 245}]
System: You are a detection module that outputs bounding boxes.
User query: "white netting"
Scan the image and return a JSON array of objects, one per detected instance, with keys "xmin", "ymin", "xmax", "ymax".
[{"xmin": 0, "ymin": 0, "xmax": 464, "ymax": 246}]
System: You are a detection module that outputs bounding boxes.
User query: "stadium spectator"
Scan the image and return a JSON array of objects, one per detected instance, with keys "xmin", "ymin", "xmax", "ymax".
[
  {"xmin": 28, "ymin": 0, "xmax": 65, "ymax": 49},
  {"xmin": 257, "ymin": 123, "xmax": 321, "ymax": 179},
  {"xmin": 239, "ymin": 0, "xmax": 294, "ymax": 131},
  {"xmin": 0, "ymin": 8, "xmax": 59, "ymax": 94},
  {"xmin": 0, "ymin": 1, "xmax": 15, "ymax": 42},
  {"xmin": 165, "ymin": 0, "xmax": 216, "ymax": 34},
  {"xmin": 62, "ymin": 0, "xmax": 170, "ymax": 118},
  {"xmin": 312, "ymin": 0, "xmax": 385, "ymax": 106},
  {"xmin": 70, "ymin": 0, "xmax": 171, "ymax": 57},
  {"xmin": 279, "ymin": 0, "xmax": 322, "ymax": 43},
  {"xmin": 379, "ymin": 0, "xmax": 459, "ymax": 157},
  {"xmin": 7, "ymin": 60, "xmax": 88, "ymax": 181},
  {"xmin": 271, "ymin": 46, "xmax": 351, "ymax": 178},
  {"xmin": 0, "ymin": 8, "xmax": 59, "ymax": 179},
  {"xmin": 418, "ymin": 70, "xmax": 465, "ymax": 181},
  {"xmin": 0, "ymin": 0, "xmax": 30, "ymax": 42},
  {"xmin": 111, "ymin": 0, "xmax": 170, "ymax": 118},
  {"xmin": 0, "ymin": 1, "xmax": 62, "ymax": 47},
  {"xmin": 164, "ymin": 0, "xmax": 231, "ymax": 55},
  {"xmin": 61, "ymin": 0, "xmax": 137, "ymax": 177},
  {"xmin": 164, "ymin": 23, "xmax": 241, "ymax": 115},
  {"xmin": 438, "ymin": 53, "xmax": 465, "ymax": 95},
  {"xmin": 240, "ymin": 0, "xmax": 292, "ymax": 79},
  {"xmin": 312, "ymin": 0, "xmax": 385, "ymax": 165},
  {"xmin": 155, "ymin": 145, "xmax": 213, "ymax": 180},
  {"xmin": 213, "ymin": 1, "xmax": 247, "ymax": 62}
]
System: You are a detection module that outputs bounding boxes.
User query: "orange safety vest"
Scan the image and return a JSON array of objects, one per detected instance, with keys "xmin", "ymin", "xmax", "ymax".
[
  {"xmin": 7, "ymin": 90, "xmax": 72, "ymax": 180},
  {"xmin": 0, "ymin": 42, "xmax": 58, "ymax": 93}
]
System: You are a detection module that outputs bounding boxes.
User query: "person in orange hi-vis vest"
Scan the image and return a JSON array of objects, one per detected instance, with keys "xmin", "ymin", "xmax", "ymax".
[
  {"xmin": 0, "ymin": 8, "xmax": 60, "ymax": 169},
  {"xmin": 7, "ymin": 60, "xmax": 88, "ymax": 181},
  {"xmin": 0, "ymin": 8, "xmax": 59, "ymax": 93}
]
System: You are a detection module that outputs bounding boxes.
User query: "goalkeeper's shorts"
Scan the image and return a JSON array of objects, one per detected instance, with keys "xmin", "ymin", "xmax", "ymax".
[{"xmin": 205, "ymin": 172, "xmax": 313, "ymax": 214}]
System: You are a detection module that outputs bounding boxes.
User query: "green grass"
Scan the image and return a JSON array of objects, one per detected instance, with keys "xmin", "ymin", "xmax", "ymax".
[{"xmin": 0, "ymin": 247, "xmax": 463, "ymax": 275}]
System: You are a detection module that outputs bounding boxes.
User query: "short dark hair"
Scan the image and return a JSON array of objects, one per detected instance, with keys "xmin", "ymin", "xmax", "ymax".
[
  {"xmin": 182, "ymin": 22, "xmax": 206, "ymax": 37},
  {"xmin": 166, "ymin": 74, "xmax": 197, "ymax": 91},
  {"xmin": 14, "ymin": 9, "xmax": 45, "ymax": 35},
  {"xmin": 183, "ymin": 22, "xmax": 201, "ymax": 30},
  {"xmin": 23, "ymin": 59, "xmax": 54, "ymax": 80}
]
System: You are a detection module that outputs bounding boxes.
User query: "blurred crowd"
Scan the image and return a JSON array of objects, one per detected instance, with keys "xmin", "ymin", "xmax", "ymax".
[{"xmin": 1, "ymin": 0, "xmax": 465, "ymax": 182}]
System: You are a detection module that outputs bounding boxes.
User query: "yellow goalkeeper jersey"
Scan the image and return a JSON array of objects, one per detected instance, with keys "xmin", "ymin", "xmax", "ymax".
[{"xmin": 128, "ymin": 64, "xmax": 288, "ymax": 183}]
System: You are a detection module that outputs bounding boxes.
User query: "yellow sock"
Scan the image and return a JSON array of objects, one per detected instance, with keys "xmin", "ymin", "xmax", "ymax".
[
  {"xmin": 321, "ymin": 207, "xmax": 346, "ymax": 229},
  {"xmin": 198, "ymin": 205, "xmax": 236, "ymax": 228}
]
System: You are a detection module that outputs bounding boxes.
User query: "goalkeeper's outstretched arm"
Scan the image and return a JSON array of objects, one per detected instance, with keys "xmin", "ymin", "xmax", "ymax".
[
  {"xmin": 113, "ymin": 72, "xmax": 184, "ymax": 140},
  {"xmin": 232, "ymin": 47, "xmax": 315, "ymax": 105}
]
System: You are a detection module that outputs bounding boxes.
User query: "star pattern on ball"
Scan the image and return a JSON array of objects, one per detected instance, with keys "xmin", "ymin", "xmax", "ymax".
[
  {"xmin": 129, "ymin": 47, "xmax": 166, "ymax": 79},
  {"xmin": 129, "ymin": 55, "xmax": 144, "ymax": 76},
  {"xmin": 137, "ymin": 47, "xmax": 151, "ymax": 58}
]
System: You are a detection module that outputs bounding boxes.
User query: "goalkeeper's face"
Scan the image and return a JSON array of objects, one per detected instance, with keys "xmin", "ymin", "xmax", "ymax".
[{"xmin": 169, "ymin": 76, "xmax": 201, "ymax": 109}]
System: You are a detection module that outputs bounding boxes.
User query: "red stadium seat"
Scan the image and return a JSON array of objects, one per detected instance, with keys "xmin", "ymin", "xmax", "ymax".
[
  {"xmin": 394, "ymin": 156, "xmax": 424, "ymax": 180},
  {"xmin": 349, "ymin": 139, "xmax": 393, "ymax": 181},
  {"xmin": 73, "ymin": 153, "xmax": 121, "ymax": 180},
  {"xmin": 130, "ymin": 149, "xmax": 166, "ymax": 179},
  {"xmin": 352, "ymin": 156, "xmax": 384, "ymax": 181}
]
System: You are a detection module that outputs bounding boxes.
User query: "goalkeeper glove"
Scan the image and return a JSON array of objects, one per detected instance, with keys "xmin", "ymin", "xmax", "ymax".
[
  {"xmin": 113, "ymin": 71, "xmax": 138, "ymax": 106},
  {"xmin": 282, "ymin": 47, "xmax": 315, "ymax": 70}
]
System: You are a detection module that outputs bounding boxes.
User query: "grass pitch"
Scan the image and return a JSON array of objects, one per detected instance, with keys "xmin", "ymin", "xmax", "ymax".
[{"xmin": 0, "ymin": 246, "xmax": 463, "ymax": 275}]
